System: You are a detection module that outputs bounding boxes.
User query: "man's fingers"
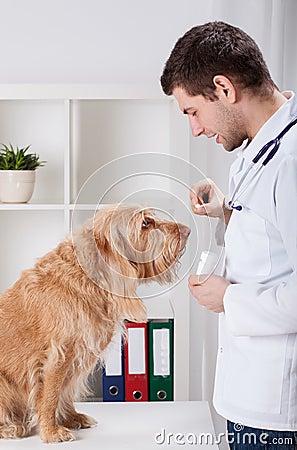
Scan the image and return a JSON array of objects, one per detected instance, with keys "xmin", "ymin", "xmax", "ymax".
[
  {"xmin": 188, "ymin": 274, "xmax": 200, "ymax": 286},
  {"xmin": 194, "ymin": 203, "xmax": 211, "ymax": 216},
  {"xmin": 188, "ymin": 274, "xmax": 208, "ymax": 285}
]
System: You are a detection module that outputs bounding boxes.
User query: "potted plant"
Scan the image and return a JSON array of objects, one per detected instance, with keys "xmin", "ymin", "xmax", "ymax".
[{"xmin": 0, "ymin": 144, "xmax": 46, "ymax": 203}]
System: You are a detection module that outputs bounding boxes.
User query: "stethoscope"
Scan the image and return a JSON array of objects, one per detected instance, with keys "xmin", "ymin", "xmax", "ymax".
[{"xmin": 227, "ymin": 116, "xmax": 297, "ymax": 211}]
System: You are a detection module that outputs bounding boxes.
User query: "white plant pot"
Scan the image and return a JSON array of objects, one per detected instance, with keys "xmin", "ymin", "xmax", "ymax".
[{"xmin": 0, "ymin": 170, "xmax": 36, "ymax": 203}]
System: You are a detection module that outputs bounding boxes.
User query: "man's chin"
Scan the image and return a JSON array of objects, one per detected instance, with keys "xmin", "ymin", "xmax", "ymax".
[{"xmin": 222, "ymin": 138, "xmax": 244, "ymax": 152}]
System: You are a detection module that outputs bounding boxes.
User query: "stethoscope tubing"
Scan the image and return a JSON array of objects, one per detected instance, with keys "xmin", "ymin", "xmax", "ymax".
[
  {"xmin": 228, "ymin": 163, "xmax": 263, "ymax": 210},
  {"xmin": 228, "ymin": 116, "xmax": 297, "ymax": 211}
]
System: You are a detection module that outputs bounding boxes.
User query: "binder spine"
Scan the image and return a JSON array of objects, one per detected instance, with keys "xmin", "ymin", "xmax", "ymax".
[
  {"xmin": 102, "ymin": 332, "xmax": 125, "ymax": 402},
  {"xmin": 148, "ymin": 320, "xmax": 174, "ymax": 401},
  {"xmin": 124, "ymin": 322, "xmax": 148, "ymax": 402}
]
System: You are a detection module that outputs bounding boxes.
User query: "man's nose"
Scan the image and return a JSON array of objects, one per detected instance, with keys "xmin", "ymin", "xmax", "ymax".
[{"xmin": 189, "ymin": 117, "xmax": 204, "ymax": 137}]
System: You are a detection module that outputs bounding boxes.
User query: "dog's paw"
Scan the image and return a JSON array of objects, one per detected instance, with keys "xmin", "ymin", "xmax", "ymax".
[
  {"xmin": 62, "ymin": 413, "xmax": 98, "ymax": 430},
  {"xmin": 0, "ymin": 423, "xmax": 29, "ymax": 439},
  {"xmin": 0, "ymin": 425, "xmax": 17, "ymax": 439},
  {"xmin": 79, "ymin": 413, "xmax": 98, "ymax": 429},
  {"xmin": 41, "ymin": 426, "xmax": 76, "ymax": 443}
]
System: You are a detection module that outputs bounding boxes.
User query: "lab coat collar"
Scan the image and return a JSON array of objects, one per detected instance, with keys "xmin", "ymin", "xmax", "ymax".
[{"xmin": 242, "ymin": 91, "xmax": 297, "ymax": 166}]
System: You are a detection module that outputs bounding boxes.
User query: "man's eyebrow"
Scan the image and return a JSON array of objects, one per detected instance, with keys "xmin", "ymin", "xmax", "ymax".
[{"xmin": 183, "ymin": 108, "xmax": 191, "ymax": 114}]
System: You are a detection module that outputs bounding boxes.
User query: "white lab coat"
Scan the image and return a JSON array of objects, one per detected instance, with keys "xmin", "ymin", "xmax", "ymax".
[{"xmin": 213, "ymin": 91, "xmax": 297, "ymax": 430}]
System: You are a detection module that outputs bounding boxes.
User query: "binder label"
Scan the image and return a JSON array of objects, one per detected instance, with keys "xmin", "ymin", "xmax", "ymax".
[
  {"xmin": 153, "ymin": 328, "xmax": 170, "ymax": 376},
  {"xmin": 105, "ymin": 332, "xmax": 122, "ymax": 376},
  {"xmin": 128, "ymin": 328, "xmax": 146, "ymax": 374}
]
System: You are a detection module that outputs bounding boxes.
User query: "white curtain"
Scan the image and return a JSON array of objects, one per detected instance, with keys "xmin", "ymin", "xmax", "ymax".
[{"xmin": 188, "ymin": 0, "xmax": 297, "ymax": 446}]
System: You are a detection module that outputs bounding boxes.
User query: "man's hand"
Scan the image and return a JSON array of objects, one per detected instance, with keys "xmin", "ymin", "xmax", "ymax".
[
  {"xmin": 190, "ymin": 178, "xmax": 224, "ymax": 217},
  {"xmin": 188, "ymin": 274, "xmax": 231, "ymax": 313},
  {"xmin": 190, "ymin": 178, "xmax": 232, "ymax": 224}
]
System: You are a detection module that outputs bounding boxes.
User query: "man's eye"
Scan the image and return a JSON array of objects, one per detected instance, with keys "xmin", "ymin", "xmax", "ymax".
[{"xmin": 192, "ymin": 111, "xmax": 197, "ymax": 117}]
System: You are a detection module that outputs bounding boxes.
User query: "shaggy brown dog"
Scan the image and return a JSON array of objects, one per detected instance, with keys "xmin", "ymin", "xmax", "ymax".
[{"xmin": 0, "ymin": 204, "xmax": 190, "ymax": 443}]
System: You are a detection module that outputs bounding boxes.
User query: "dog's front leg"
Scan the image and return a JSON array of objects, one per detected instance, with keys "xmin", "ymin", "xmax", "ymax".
[
  {"xmin": 57, "ymin": 371, "xmax": 97, "ymax": 430},
  {"xmin": 36, "ymin": 353, "xmax": 76, "ymax": 443},
  {"xmin": 58, "ymin": 404, "xmax": 98, "ymax": 430}
]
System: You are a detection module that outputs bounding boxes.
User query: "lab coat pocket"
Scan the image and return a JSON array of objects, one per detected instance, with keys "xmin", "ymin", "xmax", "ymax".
[
  {"xmin": 223, "ymin": 335, "xmax": 287, "ymax": 414},
  {"xmin": 225, "ymin": 208, "xmax": 271, "ymax": 281}
]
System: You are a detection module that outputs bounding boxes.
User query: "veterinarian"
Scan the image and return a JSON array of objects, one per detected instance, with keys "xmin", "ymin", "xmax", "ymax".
[{"xmin": 161, "ymin": 21, "xmax": 297, "ymax": 449}]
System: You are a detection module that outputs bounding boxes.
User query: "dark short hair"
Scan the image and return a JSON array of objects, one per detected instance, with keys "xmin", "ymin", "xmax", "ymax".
[{"xmin": 160, "ymin": 21, "xmax": 277, "ymax": 100}]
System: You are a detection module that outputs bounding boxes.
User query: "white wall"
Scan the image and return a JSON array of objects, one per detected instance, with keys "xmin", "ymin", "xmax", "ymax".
[
  {"xmin": 1, "ymin": 0, "xmax": 294, "ymax": 87},
  {"xmin": 0, "ymin": 0, "xmax": 208, "ymax": 84}
]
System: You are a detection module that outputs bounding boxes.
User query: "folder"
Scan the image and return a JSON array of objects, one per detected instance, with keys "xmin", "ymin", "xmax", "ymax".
[
  {"xmin": 124, "ymin": 322, "xmax": 148, "ymax": 402},
  {"xmin": 148, "ymin": 320, "xmax": 173, "ymax": 401},
  {"xmin": 102, "ymin": 330, "xmax": 125, "ymax": 402}
]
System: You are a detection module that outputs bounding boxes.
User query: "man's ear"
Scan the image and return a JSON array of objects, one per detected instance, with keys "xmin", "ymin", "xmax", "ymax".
[{"xmin": 213, "ymin": 75, "xmax": 237, "ymax": 103}]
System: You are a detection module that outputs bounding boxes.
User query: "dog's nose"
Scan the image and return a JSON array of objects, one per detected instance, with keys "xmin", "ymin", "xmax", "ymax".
[{"xmin": 179, "ymin": 225, "xmax": 191, "ymax": 239}]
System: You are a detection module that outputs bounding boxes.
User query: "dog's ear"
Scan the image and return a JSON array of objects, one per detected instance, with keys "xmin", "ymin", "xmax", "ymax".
[
  {"xmin": 90, "ymin": 209, "xmax": 141, "ymax": 300},
  {"xmin": 72, "ymin": 221, "xmax": 101, "ymax": 285},
  {"xmin": 92, "ymin": 212, "xmax": 110, "ymax": 250},
  {"xmin": 96, "ymin": 239, "xmax": 146, "ymax": 322}
]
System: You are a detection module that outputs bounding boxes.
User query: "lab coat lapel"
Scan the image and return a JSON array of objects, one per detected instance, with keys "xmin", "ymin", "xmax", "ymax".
[{"xmin": 229, "ymin": 153, "xmax": 245, "ymax": 193}]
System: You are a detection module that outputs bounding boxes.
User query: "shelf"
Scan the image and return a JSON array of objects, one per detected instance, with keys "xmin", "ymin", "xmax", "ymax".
[
  {"xmin": 69, "ymin": 203, "xmax": 109, "ymax": 210},
  {"xmin": 0, "ymin": 203, "xmax": 175, "ymax": 212},
  {"xmin": 0, "ymin": 203, "xmax": 65, "ymax": 210},
  {"xmin": 0, "ymin": 203, "xmax": 109, "ymax": 211}
]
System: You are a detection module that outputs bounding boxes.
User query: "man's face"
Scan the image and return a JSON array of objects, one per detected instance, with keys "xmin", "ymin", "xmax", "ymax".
[{"xmin": 173, "ymin": 86, "xmax": 246, "ymax": 152}]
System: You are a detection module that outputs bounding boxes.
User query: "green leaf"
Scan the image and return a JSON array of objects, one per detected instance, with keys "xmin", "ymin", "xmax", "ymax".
[{"xmin": 0, "ymin": 143, "xmax": 46, "ymax": 170}]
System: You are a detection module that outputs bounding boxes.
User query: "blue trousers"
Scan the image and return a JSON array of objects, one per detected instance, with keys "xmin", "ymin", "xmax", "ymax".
[{"xmin": 227, "ymin": 421, "xmax": 297, "ymax": 450}]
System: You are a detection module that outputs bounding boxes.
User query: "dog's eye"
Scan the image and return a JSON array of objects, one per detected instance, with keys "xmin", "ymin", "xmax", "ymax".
[{"xmin": 142, "ymin": 218, "xmax": 152, "ymax": 228}]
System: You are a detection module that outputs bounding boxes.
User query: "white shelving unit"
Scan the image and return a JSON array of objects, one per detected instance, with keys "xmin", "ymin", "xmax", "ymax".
[{"xmin": 0, "ymin": 84, "xmax": 191, "ymax": 401}]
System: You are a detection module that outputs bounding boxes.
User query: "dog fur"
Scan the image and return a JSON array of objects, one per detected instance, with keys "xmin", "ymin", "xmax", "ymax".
[{"xmin": 0, "ymin": 204, "xmax": 190, "ymax": 443}]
